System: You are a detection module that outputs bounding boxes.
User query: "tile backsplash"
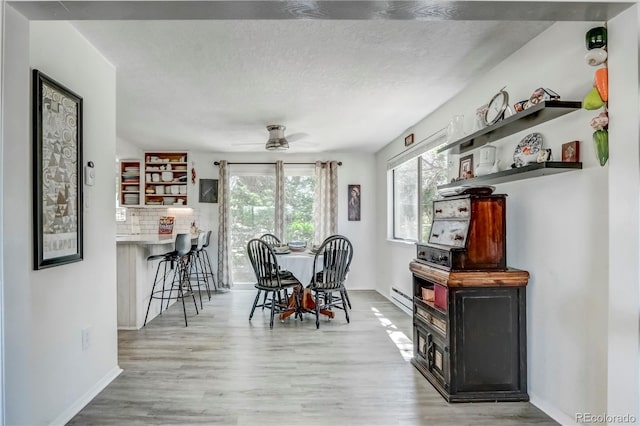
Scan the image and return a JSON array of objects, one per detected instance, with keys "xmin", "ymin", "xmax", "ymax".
[{"xmin": 117, "ymin": 207, "xmax": 202, "ymax": 235}]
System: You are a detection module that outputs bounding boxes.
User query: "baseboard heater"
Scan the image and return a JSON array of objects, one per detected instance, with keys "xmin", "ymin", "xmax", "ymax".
[{"xmin": 391, "ymin": 286, "xmax": 413, "ymax": 316}]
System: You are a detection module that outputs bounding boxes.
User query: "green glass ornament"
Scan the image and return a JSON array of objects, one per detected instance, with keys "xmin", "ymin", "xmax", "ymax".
[{"xmin": 593, "ymin": 129, "xmax": 609, "ymax": 166}]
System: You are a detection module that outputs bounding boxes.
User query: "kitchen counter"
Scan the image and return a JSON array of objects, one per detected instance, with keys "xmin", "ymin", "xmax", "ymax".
[
  {"xmin": 116, "ymin": 234, "xmax": 176, "ymax": 245},
  {"xmin": 116, "ymin": 234, "xmax": 179, "ymax": 329},
  {"xmin": 116, "ymin": 233, "xmax": 202, "ymax": 329}
]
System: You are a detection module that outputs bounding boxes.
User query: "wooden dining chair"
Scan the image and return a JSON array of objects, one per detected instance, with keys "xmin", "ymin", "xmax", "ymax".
[
  {"xmin": 308, "ymin": 235, "xmax": 353, "ymax": 329},
  {"xmin": 247, "ymin": 238, "xmax": 301, "ymax": 328},
  {"xmin": 259, "ymin": 233, "xmax": 281, "ymax": 247},
  {"xmin": 319, "ymin": 234, "xmax": 353, "ymax": 309}
]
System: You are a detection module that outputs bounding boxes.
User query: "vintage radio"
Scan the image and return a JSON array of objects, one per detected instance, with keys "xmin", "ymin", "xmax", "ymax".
[{"xmin": 416, "ymin": 194, "xmax": 506, "ymax": 271}]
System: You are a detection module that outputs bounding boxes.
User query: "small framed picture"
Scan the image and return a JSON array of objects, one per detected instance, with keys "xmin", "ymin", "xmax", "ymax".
[
  {"xmin": 404, "ymin": 133, "xmax": 414, "ymax": 147},
  {"xmin": 199, "ymin": 178, "xmax": 218, "ymax": 203},
  {"xmin": 459, "ymin": 154, "xmax": 474, "ymax": 179},
  {"xmin": 348, "ymin": 184, "xmax": 361, "ymax": 221},
  {"xmin": 562, "ymin": 141, "xmax": 580, "ymax": 162}
]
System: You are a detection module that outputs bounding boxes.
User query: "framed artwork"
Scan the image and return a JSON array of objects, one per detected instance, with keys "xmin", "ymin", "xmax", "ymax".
[
  {"xmin": 348, "ymin": 184, "xmax": 361, "ymax": 221},
  {"xmin": 404, "ymin": 133, "xmax": 414, "ymax": 147},
  {"xmin": 199, "ymin": 178, "xmax": 218, "ymax": 203},
  {"xmin": 32, "ymin": 69, "xmax": 83, "ymax": 270},
  {"xmin": 459, "ymin": 154, "xmax": 474, "ymax": 179},
  {"xmin": 562, "ymin": 141, "xmax": 580, "ymax": 162}
]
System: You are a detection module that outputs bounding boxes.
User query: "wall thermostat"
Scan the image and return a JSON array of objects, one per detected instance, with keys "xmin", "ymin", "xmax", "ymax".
[{"xmin": 85, "ymin": 161, "xmax": 95, "ymax": 186}]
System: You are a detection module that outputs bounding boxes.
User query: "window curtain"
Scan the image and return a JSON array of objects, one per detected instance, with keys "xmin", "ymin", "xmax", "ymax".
[
  {"xmin": 274, "ymin": 160, "xmax": 284, "ymax": 241},
  {"xmin": 313, "ymin": 160, "xmax": 339, "ymax": 245},
  {"xmin": 217, "ymin": 160, "xmax": 231, "ymax": 289}
]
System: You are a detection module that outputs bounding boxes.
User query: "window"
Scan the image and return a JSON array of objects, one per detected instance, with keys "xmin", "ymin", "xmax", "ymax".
[
  {"xmin": 420, "ymin": 149, "xmax": 448, "ymax": 241},
  {"xmin": 229, "ymin": 164, "xmax": 315, "ymax": 284},
  {"xmin": 283, "ymin": 165, "xmax": 315, "ymax": 243},
  {"xmin": 229, "ymin": 170, "xmax": 276, "ymax": 283},
  {"xmin": 391, "ymin": 147, "xmax": 448, "ymax": 241},
  {"xmin": 393, "ymin": 159, "xmax": 418, "ymax": 240}
]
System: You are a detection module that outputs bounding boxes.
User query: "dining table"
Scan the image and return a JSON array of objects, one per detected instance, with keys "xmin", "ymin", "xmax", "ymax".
[
  {"xmin": 274, "ymin": 250, "xmax": 335, "ymax": 320},
  {"xmin": 275, "ymin": 250, "xmax": 322, "ymax": 286}
]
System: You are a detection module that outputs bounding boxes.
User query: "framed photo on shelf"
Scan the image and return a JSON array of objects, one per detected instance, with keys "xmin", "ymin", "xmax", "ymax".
[
  {"xmin": 32, "ymin": 69, "xmax": 83, "ymax": 270},
  {"xmin": 459, "ymin": 154, "xmax": 474, "ymax": 179},
  {"xmin": 199, "ymin": 178, "xmax": 218, "ymax": 203},
  {"xmin": 562, "ymin": 141, "xmax": 580, "ymax": 162}
]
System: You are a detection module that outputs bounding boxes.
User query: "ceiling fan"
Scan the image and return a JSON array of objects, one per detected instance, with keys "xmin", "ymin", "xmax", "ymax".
[{"xmin": 236, "ymin": 125, "xmax": 314, "ymax": 151}]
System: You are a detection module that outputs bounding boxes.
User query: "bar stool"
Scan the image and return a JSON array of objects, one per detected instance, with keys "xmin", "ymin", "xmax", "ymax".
[
  {"xmin": 189, "ymin": 231, "xmax": 211, "ymax": 308},
  {"xmin": 200, "ymin": 230, "xmax": 218, "ymax": 291},
  {"xmin": 144, "ymin": 233, "xmax": 199, "ymax": 327}
]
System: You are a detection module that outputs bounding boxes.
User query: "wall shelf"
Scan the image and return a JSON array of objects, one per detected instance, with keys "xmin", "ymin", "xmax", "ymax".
[
  {"xmin": 437, "ymin": 101, "xmax": 582, "ymax": 155},
  {"xmin": 438, "ymin": 161, "xmax": 582, "ymax": 188},
  {"xmin": 144, "ymin": 151, "xmax": 188, "ymax": 206}
]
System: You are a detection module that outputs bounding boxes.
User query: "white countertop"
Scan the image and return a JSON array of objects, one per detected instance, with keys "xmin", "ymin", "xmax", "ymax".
[{"xmin": 116, "ymin": 234, "xmax": 177, "ymax": 245}]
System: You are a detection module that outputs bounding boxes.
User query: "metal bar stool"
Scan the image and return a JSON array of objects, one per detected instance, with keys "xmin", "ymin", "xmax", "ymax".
[
  {"xmin": 188, "ymin": 231, "xmax": 211, "ymax": 308},
  {"xmin": 200, "ymin": 230, "xmax": 218, "ymax": 291},
  {"xmin": 144, "ymin": 233, "xmax": 199, "ymax": 327}
]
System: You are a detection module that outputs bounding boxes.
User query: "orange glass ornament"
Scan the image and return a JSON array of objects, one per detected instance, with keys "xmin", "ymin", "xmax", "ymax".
[{"xmin": 594, "ymin": 67, "xmax": 608, "ymax": 102}]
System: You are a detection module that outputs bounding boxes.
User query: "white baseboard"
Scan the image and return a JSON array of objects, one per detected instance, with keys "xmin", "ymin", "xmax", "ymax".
[
  {"xmin": 390, "ymin": 286, "xmax": 413, "ymax": 316},
  {"xmin": 529, "ymin": 392, "xmax": 577, "ymax": 426},
  {"xmin": 50, "ymin": 365, "xmax": 123, "ymax": 426}
]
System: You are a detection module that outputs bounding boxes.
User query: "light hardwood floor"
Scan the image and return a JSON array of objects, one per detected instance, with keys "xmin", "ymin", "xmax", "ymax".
[{"xmin": 68, "ymin": 290, "xmax": 557, "ymax": 425}]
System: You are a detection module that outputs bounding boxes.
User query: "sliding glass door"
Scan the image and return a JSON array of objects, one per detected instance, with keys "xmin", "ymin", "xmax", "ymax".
[{"xmin": 229, "ymin": 164, "xmax": 315, "ymax": 284}]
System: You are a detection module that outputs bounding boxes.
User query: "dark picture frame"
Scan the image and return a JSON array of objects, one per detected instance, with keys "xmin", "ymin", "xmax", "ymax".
[
  {"xmin": 199, "ymin": 178, "xmax": 219, "ymax": 203},
  {"xmin": 459, "ymin": 154, "xmax": 474, "ymax": 179},
  {"xmin": 348, "ymin": 184, "xmax": 361, "ymax": 221},
  {"xmin": 33, "ymin": 69, "xmax": 83, "ymax": 269},
  {"xmin": 404, "ymin": 133, "xmax": 414, "ymax": 147},
  {"xmin": 562, "ymin": 140, "xmax": 580, "ymax": 162}
]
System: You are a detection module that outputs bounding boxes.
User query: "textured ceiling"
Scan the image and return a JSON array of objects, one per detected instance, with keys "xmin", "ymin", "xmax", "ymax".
[
  {"xmin": 12, "ymin": 0, "xmax": 632, "ymax": 153},
  {"xmin": 70, "ymin": 19, "xmax": 552, "ymax": 153}
]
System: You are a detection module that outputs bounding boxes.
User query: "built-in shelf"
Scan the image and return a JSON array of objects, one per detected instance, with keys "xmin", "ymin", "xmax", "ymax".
[
  {"xmin": 437, "ymin": 101, "xmax": 582, "ymax": 155},
  {"xmin": 438, "ymin": 161, "xmax": 583, "ymax": 188},
  {"xmin": 144, "ymin": 151, "xmax": 188, "ymax": 206},
  {"xmin": 120, "ymin": 159, "xmax": 141, "ymax": 206}
]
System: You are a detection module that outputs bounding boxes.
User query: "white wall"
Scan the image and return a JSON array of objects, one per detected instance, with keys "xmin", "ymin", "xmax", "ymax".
[
  {"xmin": 3, "ymin": 12, "xmax": 121, "ymax": 424},
  {"xmin": 375, "ymin": 17, "xmax": 638, "ymax": 425},
  {"xmin": 3, "ymin": 7, "xmax": 32, "ymax": 425},
  {"xmin": 607, "ymin": 5, "xmax": 640, "ymax": 421},
  {"xmin": 0, "ymin": 2, "xmax": 5, "ymax": 423}
]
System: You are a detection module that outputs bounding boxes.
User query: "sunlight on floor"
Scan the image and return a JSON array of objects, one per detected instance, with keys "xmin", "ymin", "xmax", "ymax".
[{"xmin": 371, "ymin": 307, "xmax": 413, "ymax": 361}]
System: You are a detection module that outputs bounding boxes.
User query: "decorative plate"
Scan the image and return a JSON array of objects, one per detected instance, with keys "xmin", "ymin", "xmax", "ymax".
[{"xmin": 514, "ymin": 132, "xmax": 543, "ymax": 167}]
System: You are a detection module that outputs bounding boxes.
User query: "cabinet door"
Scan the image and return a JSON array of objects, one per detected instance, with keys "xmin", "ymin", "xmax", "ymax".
[
  {"xmin": 450, "ymin": 287, "xmax": 525, "ymax": 393},
  {"xmin": 415, "ymin": 324, "xmax": 450, "ymax": 388}
]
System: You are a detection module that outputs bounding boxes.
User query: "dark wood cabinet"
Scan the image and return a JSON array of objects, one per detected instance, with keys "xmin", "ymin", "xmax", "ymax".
[{"xmin": 410, "ymin": 261, "xmax": 529, "ymax": 402}]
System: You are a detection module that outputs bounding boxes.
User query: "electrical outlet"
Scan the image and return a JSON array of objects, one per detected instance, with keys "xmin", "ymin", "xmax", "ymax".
[{"xmin": 81, "ymin": 327, "xmax": 91, "ymax": 351}]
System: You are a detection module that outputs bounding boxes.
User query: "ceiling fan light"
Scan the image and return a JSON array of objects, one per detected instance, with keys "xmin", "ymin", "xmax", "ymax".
[{"xmin": 266, "ymin": 124, "xmax": 289, "ymax": 150}]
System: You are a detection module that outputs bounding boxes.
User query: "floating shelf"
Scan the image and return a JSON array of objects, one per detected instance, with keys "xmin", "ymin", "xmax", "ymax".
[
  {"xmin": 438, "ymin": 162, "xmax": 583, "ymax": 189},
  {"xmin": 437, "ymin": 101, "xmax": 582, "ymax": 155}
]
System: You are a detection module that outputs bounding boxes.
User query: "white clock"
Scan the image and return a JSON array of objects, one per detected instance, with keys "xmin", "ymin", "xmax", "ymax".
[{"xmin": 484, "ymin": 88, "xmax": 510, "ymax": 126}]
